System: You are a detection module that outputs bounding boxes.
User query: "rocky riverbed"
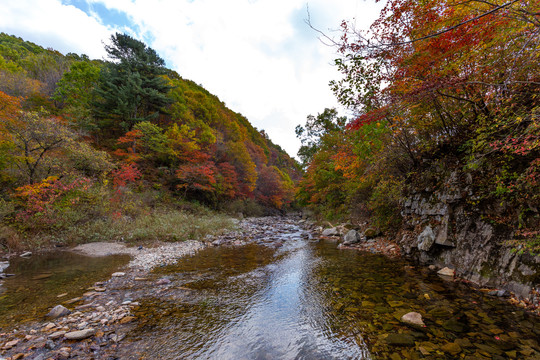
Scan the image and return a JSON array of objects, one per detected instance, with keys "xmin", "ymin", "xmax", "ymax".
[
  {"xmin": 0, "ymin": 215, "xmax": 539, "ymax": 359},
  {"xmin": 0, "ymin": 216, "xmax": 312, "ymax": 359}
]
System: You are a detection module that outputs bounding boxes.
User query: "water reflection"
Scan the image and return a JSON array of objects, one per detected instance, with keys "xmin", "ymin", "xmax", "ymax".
[
  {"xmin": 201, "ymin": 236, "xmax": 371, "ymax": 360},
  {"xmin": 0, "ymin": 251, "xmax": 130, "ymax": 327}
]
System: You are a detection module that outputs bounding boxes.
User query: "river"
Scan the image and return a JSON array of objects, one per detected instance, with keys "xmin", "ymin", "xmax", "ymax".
[{"xmin": 111, "ymin": 217, "xmax": 540, "ymax": 359}]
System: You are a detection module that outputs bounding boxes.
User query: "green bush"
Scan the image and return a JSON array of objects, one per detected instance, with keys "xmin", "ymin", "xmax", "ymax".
[{"xmin": 368, "ymin": 178, "xmax": 403, "ymax": 231}]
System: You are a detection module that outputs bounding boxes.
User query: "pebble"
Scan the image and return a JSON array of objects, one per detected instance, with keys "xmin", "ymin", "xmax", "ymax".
[
  {"xmin": 49, "ymin": 331, "xmax": 66, "ymax": 339},
  {"xmin": 64, "ymin": 328, "xmax": 95, "ymax": 340},
  {"xmin": 112, "ymin": 272, "xmax": 126, "ymax": 277},
  {"xmin": 2, "ymin": 339, "xmax": 19, "ymax": 350},
  {"xmin": 43, "ymin": 323, "xmax": 56, "ymax": 331},
  {"xmin": 156, "ymin": 278, "xmax": 171, "ymax": 285}
]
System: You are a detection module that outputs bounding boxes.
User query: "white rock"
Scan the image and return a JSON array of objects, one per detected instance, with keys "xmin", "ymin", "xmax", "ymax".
[
  {"xmin": 437, "ymin": 267, "xmax": 455, "ymax": 277},
  {"xmin": 112, "ymin": 272, "xmax": 126, "ymax": 277},
  {"xmin": 401, "ymin": 312, "xmax": 425, "ymax": 327}
]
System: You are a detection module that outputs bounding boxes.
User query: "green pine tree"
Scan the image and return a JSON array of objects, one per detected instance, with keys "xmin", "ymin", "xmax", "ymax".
[{"xmin": 93, "ymin": 33, "xmax": 173, "ymax": 131}]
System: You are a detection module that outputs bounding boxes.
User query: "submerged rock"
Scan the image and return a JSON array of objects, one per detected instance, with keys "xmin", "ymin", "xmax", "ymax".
[
  {"xmin": 384, "ymin": 333, "xmax": 416, "ymax": 346},
  {"xmin": 441, "ymin": 342, "xmax": 462, "ymax": 355},
  {"xmin": 401, "ymin": 312, "xmax": 425, "ymax": 327}
]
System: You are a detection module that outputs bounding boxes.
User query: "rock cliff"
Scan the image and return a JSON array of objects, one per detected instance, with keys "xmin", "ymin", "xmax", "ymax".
[{"xmin": 397, "ymin": 170, "xmax": 540, "ymax": 301}]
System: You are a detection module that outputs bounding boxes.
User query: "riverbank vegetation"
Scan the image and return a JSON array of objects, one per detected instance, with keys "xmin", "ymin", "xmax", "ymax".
[
  {"xmin": 0, "ymin": 33, "xmax": 299, "ymax": 252},
  {"xmin": 297, "ymin": 0, "xmax": 539, "ymax": 252}
]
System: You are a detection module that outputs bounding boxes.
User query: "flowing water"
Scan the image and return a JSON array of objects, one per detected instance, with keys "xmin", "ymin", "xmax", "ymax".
[
  {"xmin": 116, "ymin": 219, "xmax": 540, "ymax": 359},
  {"xmin": 0, "ymin": 251, "xmax": 130, "ymax": 327}
]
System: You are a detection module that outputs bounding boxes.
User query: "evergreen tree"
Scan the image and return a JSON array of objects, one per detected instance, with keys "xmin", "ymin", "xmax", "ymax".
[{"xmin": 93, "ymin": 33, "xmax": 173, "ymax": 131}]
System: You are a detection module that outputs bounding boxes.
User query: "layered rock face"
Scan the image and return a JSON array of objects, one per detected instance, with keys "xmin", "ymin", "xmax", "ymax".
[{"xmin": 397, "ymin": 171, "xmax": 539, "ymax": 300}]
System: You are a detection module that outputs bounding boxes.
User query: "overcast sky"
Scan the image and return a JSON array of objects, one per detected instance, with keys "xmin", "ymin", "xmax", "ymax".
[{"xmin": 0, "ymin": 0, "xmax": 383, "ymax": 158}]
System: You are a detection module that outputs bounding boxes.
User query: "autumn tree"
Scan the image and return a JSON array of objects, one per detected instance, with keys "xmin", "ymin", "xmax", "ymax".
[
  {"xmin": 4, "ymin": 111, "xmax": 76, "ymax": 184},
  {"xmin": 295, "ymin": 108, "xmax": 347, "ymax": 168},
  {"xmin": 2, "ymin": 106, "xmax": 112, "ymax": 185},
  {"xmin": 299, "ymin": 0, "xmax": 540, "ymax": 225}
]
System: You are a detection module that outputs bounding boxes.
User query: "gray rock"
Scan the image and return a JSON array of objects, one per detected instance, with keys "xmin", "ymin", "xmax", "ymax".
[
  {"xmin": 417, "ymin": 226, "xmax": 436, "ymax": 251},
  {"xmin": 46, "ymin": 305, "xmax": 71, "ymax": 319},
  {"xmin": 343, "ymin": 230, "xmax": 362, "ymax": 245},
  {"xmin": 64, "ymin": 328, "xmax": 95, "ymax": 340},
  {"xmin": 401, "ymin": 312, "xmax": 425, "ymax": 327},
  {"xmin": 322, "ymin": 228, "xmax": 338, "ymax": 236}
]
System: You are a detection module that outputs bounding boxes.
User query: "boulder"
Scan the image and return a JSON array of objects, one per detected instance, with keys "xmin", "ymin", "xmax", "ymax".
[
  {"xmin": 401, "ymin": 312, "xmax": 425, "ymax": 327},
  {"xmin": 343, "ymin": 230, "xmax": 362, "ymax": 245},
  {"xmin": 46, "ymin": 305, "xmax": 71, "ymax": 319},
  {"xmin": 417, "ymin": 226, "xmax": 436, "ymax": 251},
  {"xmin": 322, "ymin": 228, "xmax": 339, "ymax": 237},
  {"xmin": 64, "ymin": 328, "xmax": 95, "ymax": 340}
]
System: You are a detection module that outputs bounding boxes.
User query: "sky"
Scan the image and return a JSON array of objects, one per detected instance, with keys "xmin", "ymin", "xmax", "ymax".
[{"xmin": 0, "ymin": 0, "xmax": 383, "ymax": 158}]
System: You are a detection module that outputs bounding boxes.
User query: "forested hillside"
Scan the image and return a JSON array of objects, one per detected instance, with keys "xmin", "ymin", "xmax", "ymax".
[
  {"xmin": 297, "ymin": 0, "xmax": 539, "ymax": 252},
  {"xmin": 0, "ymin": 32, "xmax": 299, "ymax": 249}
]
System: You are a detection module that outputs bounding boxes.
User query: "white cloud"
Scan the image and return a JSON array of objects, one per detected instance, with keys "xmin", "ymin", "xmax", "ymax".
[
  {"xmin": 0, "ymin": 0, "xmax": 384, "ymax": 157},
  {"xmin": 0, "ymin": 0, "xmax": 114, "ymax": 59}
]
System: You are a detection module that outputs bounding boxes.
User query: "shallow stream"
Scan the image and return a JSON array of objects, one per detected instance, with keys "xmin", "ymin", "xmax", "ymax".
[{"xmin": 116, "ymin": 219, "xmax": 540, "ymax": 359}]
